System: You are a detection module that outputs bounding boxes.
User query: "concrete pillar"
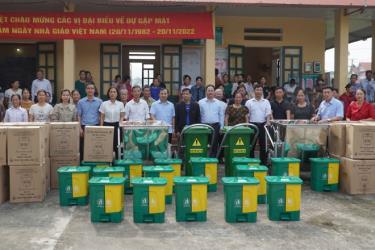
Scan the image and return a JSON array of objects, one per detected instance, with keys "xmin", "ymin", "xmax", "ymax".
[
  {"xmin": 334, "ymin": 8, "xmax": 349, "ymax": 93},
  {"xmin": 63, "ymin": 2, "xmax": 75, "ymax": 91},
  {"xmin": 204, "ymin": 10, "xmax": 215, "ymax": 85},
  {"xmin": 372, "ymin": 20, "xmax": 375, "ymax": 72}
]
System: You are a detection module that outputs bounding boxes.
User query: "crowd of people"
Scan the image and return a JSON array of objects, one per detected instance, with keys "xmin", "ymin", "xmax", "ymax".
[{"xmin": 1, "ymin": 69, "xmax": 375, "ymax": 164}]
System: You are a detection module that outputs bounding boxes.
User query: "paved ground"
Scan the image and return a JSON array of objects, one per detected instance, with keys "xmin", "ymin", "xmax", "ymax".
[{"xmin": 1, "ymin": 168, "xmax": 374, "ymax": 250}]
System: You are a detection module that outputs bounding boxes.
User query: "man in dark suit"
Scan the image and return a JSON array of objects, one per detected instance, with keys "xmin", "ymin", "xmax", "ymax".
[{"xmin": 175, "ymin": 88, "xmax": 201, "ymax": 135}]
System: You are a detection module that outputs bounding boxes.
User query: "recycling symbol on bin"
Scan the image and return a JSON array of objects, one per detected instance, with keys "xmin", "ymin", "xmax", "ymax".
[
  {"xmin": 184, "ymin": 198, "xmax": 190, "ymax": 207},
  {"xmin": 234, "ymin": 199, "xmax": 241, "ymax": 208},
  {"xmin": 278, "ymin": 198, "xmax": 284, "ymax": 205},
  {"xmin": 97, "ymin": 199, "xmax": 104, "ymax": 207},
  {"xmin": 65, "ymin": 185, "xmax": 71, "ymax": 193},
  {"xmin": 323, "ymin": 173, "xmax": 327, "ymax": 179},
  {"xmin": 142, "ymin": 197, "xmax": 148, "ymax": 206}
]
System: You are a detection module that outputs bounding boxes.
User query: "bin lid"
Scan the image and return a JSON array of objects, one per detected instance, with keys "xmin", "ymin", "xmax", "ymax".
[
  {"xmin": 57, "ymin": 166, "xmax": 90, "ymax": 173},
  {"xmin": 222, "ymin": 177, "xmax": 259, "ymax": 185},
  {"xmin": 190, "ymin": 157, "xmax": 219, "ymax": 164},
  {"xmin": 236, "ymin": 165, "xmax": 268, "ymax": 172},
  {"xmin": 114, "ymin": 159, "xmax": 143, "ymax": 166},
  {"xmin": 183, "ymin": 126, "xmax": 212, "ymax": 134},
  {"xmin": 296, "ymin": 143, "xmax": 320, "ymax": 151},
  {"xmin": 143, "ymin": 165, "xmax": 174, "ymax": 173},
  {"xmin": 232, "ymin": 157, "xmax": 261, "ymax": 164},
  {"xmin": 270, "ymin": 157, "xmax": 301, "ymax": 163},
  {"xmin": 173, "ymin": 176, "xmax": 209, "ymax": 184},
  {"xmin": 131, "ymin": 177, "xmax": 167, "ymax": 186},
  {"xmin": 222, "ymin": 126, "xmax": 254, "ymax": 134},
  {"xmin": 265, "ymin": 176, "xmax": 303, "ymax": 184},
  {"xmin": 309, "ymin": 157, "xmax": 340, "ymax": 163},
  {"xmin": 154, "ymin": 158, "xmax": 182, "ymax": 164},
  {"xmin": 89, "ymin": 177, "xmax": 126, "ymax": 185},
  {"xmin": 80, "ymin": 161, "xmax": 110, "ymax": 166},
  {"xmin": 93, "ymin": 166, "xmax": 125, "ymax": 173}
]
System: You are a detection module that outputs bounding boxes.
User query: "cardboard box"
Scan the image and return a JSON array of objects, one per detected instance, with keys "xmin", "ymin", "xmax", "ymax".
[
  {"xmin": 0, "ymin": 127, "xmax": 6, "ymax": 166},
  {"xmin": 2, "ymin": 123, "xmax": 49, "ymax": 157},
  {"xmin": 7, "ymin": 126, "xmax": 45, "ymax": 166},
  {"xmin": 10, "ymin": 165, "xmax": 46, "ymax": 203},
  {"xmin": 50, "ymin": 154, "xmax": 80, "ymax": 189},
  {"xmin": 0, "ymin": 165, "xmax": 9, "ymax": 204},
  {"xmin": 328, "ymin": 122, "xmax": 347, "ymax": 157},
  {"xmin": 83, "ymin": 126, "xmax": 114, "ymax": 162},
  {"xmin": 346, "ymin": 123, "xmax": 375, "ymax": 159},
  {"xmin": 339, "ymin": 157, "xmax": 375, "ymax": 195},
  {"xmin": 49, "ymin": 122, "xmax": 80, "ymax": 157}
]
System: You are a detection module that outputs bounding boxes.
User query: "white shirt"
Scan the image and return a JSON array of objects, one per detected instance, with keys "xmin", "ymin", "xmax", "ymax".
[
  {"xmin": 31, "ymin": 78, "xmax": 53, "ymax": 103},
  {"xmin": 198, "ymin": 97, "xmax": 225, "ymax": 128},
  {"xmin": 99, "ymin": 100, "xmax": 125, "ymax": 123},
  {"xmin": 4, "ymin": 88, "xmax": 22, "ymax": 108},
  {"xmin": 180, "ymin": 84, "xmax": 193, "ymax": 93},
  {"xmin": 245, "ymin": 98, "xmax": 272, "ymax": 123},
  {"xmin": 124, "ymin": 99, "xmax": 150, "ymax": 122},
  {"xmin": 4, "ymin": 106, "xmax": 28, "ymax": 122},
  {"xmin": 29, "ymin": 103, "xmax": 53, "ymax": 122}
]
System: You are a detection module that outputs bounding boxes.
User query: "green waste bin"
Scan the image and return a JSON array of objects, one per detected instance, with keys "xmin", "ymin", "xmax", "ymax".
[
  {"xmin": 58, "ymin": 166, "xmax": 90, "ymax": 206},
  {"xmin": 222, "ymin": 177, "xmax": 259, "ymax": 223},
  {"xmin": 232, "ymin": 157, "xmax": 261, "ymax": 173},
  {"xmin": 235, "ymin": 165, "xmax": 268, "ymax": 204},
  {"xmin": 143, "ymin": 166, "xmax": 174, "ymax": 204},
  {"xmin": 296, "ymin": 144, "xmax": 320, "ymax": 163},
  {"xmin": 182, "ymin": 126, "xmax": 212, "ymax": 176},
  {"xmin": 113, "ymin": 159, "xmax": 143, "ymax": 194},
  {"xmin": 154, "ymin": 158, "xmax": 183, "ymax": 186},
  {"xmin": 221, "ymin": 126, "xmax": 255, "ymax": 176},
  {"xmin": 89, "ymin": 177, "xmax": 126, "ymax": 223},
  {"xmin": 265, "ymin": 176, "xmax": 303, "ymax": 221},
  {"xmin": 271, "ymin": 158, "xmax": 301, "ymax": 177},
  {"xmin": 310, "ymin": 158, "xmax": 340, "ymax": 192},
  {"xmin": 81, "ymin": 161, "xmax": 111, "ymax": 177},
  {"xmin": 174, "ymin": 176, "xmax": 209, "ymax": 222},
  {"xmin": 131, "ymin": 177, "xmax": 167, "ymax": 223},
  {"xmin": 190, "ymin": 157, "xmax": 218, "ymax": 192}
]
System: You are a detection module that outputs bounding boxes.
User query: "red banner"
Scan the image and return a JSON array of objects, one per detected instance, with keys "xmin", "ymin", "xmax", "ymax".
[{"xmin": 0, "ymin": 12, "xmax": 213, "ymax": 40}]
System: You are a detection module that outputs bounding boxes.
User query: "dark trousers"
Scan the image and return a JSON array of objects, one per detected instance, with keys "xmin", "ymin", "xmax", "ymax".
[
  {"xmin": 103, "ymin": 121, "xmax": 120, "ymax": 159},
  {"xmin": 205, "ymin": 122, "xmax": 220, "ymax": 158},
  {"xmin": 251, "ymin": 122, "xmax": 267, "ymax": 165}
]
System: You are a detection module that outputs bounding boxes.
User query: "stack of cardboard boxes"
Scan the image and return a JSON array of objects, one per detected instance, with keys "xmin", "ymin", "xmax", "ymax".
[
  {"xmin": 49, "ymin": 122, "xmax": 80, "ymax": 189},
  {"xmin": 329, "ymin": 122, "xmax": 375, "ymax": 194},
  {"xmin": 7, "ymin": 125, "xmax": 48, "ymax": 203},
  {"xmin": 83, "ymin": 126, "xmax": 114, "ymax": 163}
]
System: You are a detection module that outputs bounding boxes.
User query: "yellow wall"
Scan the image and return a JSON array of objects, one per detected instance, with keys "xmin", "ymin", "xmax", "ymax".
[{"xmin": 215, "ymin": 16, "xmax": 326, "ymax": 71}]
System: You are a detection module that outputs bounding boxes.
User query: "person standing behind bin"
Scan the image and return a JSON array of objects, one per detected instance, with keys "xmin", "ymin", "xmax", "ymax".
[
  {"xmin": 270, "ymin": 87, "xmax": 291, "ymax": 120},
  {"xmin": 74, "ymin": 70, "xmax": 87, "ymax": 98},
  {"xmin": 71, "ymin": 89, "xmax": 81, "ymax": 107},
  {"xmin": 77, "ymin": 83, "xmax": 103, "ymax": 161},
  {"xmin": 291, "ymin": 89, "xmax": 315, "ymax": 120},
  {"xmin": 225, "ymin": 91, "xmax": 249, "ymax": 126},
  {"xmin": 150, "ymin": 88, "xmax": 175, "ymax": 143},
  {"xmin": 51, "ymin": 89, "xmax": 77, "ymax": 122},
  {"xmin": 141, "ymin": 86, "xmax": 155, "ymax": 109},
  {"xmin": 99, "ymin": 87, "xmax": 125, "ymax": 159},
  {"xmin": 150, "ymin": 77, "xmax": 165, "ymax": 101},
  {"xmin": 21, "ymin": 88, "xmax": 33, "ymax": 113},
  {"xmin": 175, "ymin": 88, "xmax": 201, "ymax": 135},
  {"xmin": 245, "ymin": 84, "xmax": 272, "ymax": 165},
  {"xmin": 4, "ymin": 94, "xmax": 28, "ymax": 122},
  {"xmin": 191, "ymin": 76, "xmax": 205, "ymax": 102},
  {"xmin": 29, "ymin": 90, "xmax": 53, "ymax": 122},
  {"xmin": 4, "ymin": 80, "xmax": 22, "ymax": 108},
  {"xmin": 31, "ymin": 69, "xmax": 53, "ymax": 103},
  {"xmin": 311, "ymin": 86, "xmax": 344, "ymax": 123},
  {"xmin": 124, "ymin": 85, "xmax": 150, "ymax": 122},
  {"xmin": 199, "ymin": 85, "xmax": 225, "ymax": 157}
]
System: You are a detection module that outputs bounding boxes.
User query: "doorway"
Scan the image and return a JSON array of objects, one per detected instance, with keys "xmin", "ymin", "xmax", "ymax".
[{"xmin": 122, "ymin": 46, "xmax": 160, "ymax": 87}]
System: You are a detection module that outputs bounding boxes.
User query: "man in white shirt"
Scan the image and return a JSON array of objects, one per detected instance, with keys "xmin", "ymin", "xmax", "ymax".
[
  {"xmin": 124, "ymin": 85, "xmax": 150, "ymax": 122},
  {"xmin": 245, "ymin": 84, "xmax": 272, "ymax": 165},
  {"xmin": 199, "ymin": 85, "xmax": 225, "ymax": 157},
  {"xmin": 31, "ymin": 69, "xmax": 53, "ymax": 103}
]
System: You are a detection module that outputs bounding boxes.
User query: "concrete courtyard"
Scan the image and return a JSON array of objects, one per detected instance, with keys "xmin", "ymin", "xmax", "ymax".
[{"xmin": 0, "ymin": 168, "xmax": 374, "ymax": 250}]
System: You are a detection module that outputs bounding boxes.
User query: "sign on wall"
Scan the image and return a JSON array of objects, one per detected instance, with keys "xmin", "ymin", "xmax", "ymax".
[{"xmin": 0, "ymin": 12, "xmax": 213, "ymax": 40}]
